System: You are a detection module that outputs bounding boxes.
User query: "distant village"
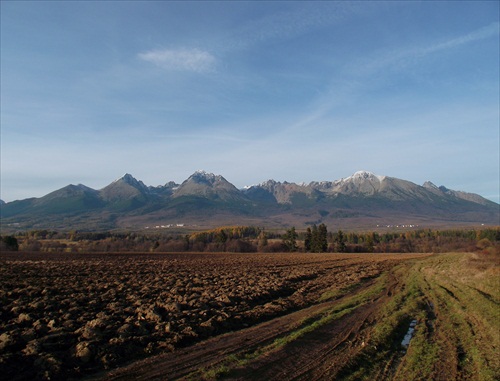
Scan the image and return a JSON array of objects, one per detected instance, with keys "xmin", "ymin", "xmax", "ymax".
[
  {"xmin": 377, "ymin": 224, "xmax": 419, "ymax": 228},
  {"xmin": 145, "ymin": 224, "xmax": 186, "ymax": 229}
]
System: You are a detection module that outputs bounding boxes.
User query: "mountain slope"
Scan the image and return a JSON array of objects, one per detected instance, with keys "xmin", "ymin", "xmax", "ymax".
[
  {"xmin": 1, "ymin": 184, "xmax": 103, "ymax": 218},
  {"xmin": 422, "ymin": 181, "xmax": 496, "ymax": 207},
  {"xmin": 1, "ymin": 170, "xmax": 498, "ymax": 231},
  {"xmin": 99, "ymin": 174, "xmax": 151, "ymax": 211},
  {"xmin": 173, "ymin": 171, "xmax": 247, "ymax": 202},
  {"xmin": 244, "ymin": 180, "xmax": 322, "ymax": 205}
]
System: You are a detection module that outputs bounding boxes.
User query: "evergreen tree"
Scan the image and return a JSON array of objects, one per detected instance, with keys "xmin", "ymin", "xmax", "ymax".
[
  {"xmin": 311, "ymin": 224, "xmax": 319, "ymax": 252},
  {"xmin": 310, "ymin": 224, "xmax": 328, "ymax": 252},
  {"xmin": 304, "ymin": 227, "xmax": 312, "ymax": 252},
  {"xmin": 335, "ymin": 230, "xmax": 346, "ymax": 252},
  {"xmin": 318, "ymin": 223, "xmax": 328, "ymax": 252},
  {"xmin": 365, "ymin": 233, "xmax": 374, "ymax": 252},
  {"xmin": 1, "ymin": 236, "xmax": 18, "ymax": 251},
  {"xmin": 282, "ymin": 227, "xmax": 298, "ymax": 252}
]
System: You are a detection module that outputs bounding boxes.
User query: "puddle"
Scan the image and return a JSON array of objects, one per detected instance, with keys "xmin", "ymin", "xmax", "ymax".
[{"xmin": 401, "ymin": 319, "xmax": 417, "ymax": 348}]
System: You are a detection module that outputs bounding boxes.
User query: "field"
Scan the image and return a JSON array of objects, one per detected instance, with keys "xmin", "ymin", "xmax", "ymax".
[{"xmin": 0, "ymin": 251, "xmax": 498, "ymax": 381}]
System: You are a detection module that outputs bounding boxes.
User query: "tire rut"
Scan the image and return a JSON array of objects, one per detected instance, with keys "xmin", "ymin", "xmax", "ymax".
[
  {"xmin": 88, "ymin": 279, "xmax": 382, "ymax": 381},
  {"xmin": 225, "ymin": 274, "xmax": 398, "ymax": 381}
]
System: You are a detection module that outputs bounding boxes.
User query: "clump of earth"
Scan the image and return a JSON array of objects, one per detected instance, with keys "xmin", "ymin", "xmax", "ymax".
[{"xmin": 0, "ymin": 252, "xmax": 388, "ymax": 380}]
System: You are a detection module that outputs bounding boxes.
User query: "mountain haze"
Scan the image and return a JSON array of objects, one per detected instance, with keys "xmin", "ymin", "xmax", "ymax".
[{"xmin": 1, "ymin": 171, "xmax": 498, "ymax": 231}]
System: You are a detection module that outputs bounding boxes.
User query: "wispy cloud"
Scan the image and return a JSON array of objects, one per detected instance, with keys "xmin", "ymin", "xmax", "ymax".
[
  {"xmin": 227, "ymin": 2, "xmax": 365, "ymax": 51},
  {"xmin": 418, "ymin": 21, "xmax": 499, "ymax": 56},
  {"xmin": 138, "ymin": 48, "xmax": 216, "ymax": 73},
  {"xmin": 358, "ymin": 22, "xmax": 500, "ymax": 75},
  {"xmin": 290, "ymin": 21, "xmax": 499, "ymax": 132}
]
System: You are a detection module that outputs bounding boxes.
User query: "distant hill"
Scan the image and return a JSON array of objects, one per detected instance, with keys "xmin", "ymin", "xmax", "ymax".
[{"xmin": 1, "ymin": 170, "xmax": 498, "ymax": 231}]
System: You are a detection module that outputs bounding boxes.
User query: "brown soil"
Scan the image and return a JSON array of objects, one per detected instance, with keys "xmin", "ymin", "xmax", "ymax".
[
  {"xmin": 227, "ymin": 274, "xmax": 400, "ymax": 381},
  {"xmin": 97, "ymin": 286, "xmax": 385, "ymax": 381},
  {"xmin": 0, "ymin": 252, "xmax": 424, "ymax": 381},
  {"xmin": 91, "ymin": 270, "xmax": 402, "ymax": 381}
]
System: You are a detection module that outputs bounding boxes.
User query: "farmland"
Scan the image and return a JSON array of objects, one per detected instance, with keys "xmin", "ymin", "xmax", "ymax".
[{"xmin": 0, "ymin": 251, "xmax": 498, "ymax": 380}]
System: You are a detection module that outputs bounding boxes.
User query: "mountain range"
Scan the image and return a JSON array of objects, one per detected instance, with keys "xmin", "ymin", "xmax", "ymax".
[{"xmin": 1, "ymin": 170, "xmax": 498, "ymax": 231}]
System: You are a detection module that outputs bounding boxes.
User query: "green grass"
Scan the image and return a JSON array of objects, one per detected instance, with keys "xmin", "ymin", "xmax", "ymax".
[
  {"xmin": 274, "ymin": 273, "xmax": 388, "ymax": 349},
  {"xmin": 189, "ymin": 252, "xmax": 500, "ymax": 381},
  {"xmin": 190, "ymin": 273, "xmax": 390, "ymax": 380},
  {"xmin": 334, "ymin": 253, "xmax": 499, "ymax": 381},
  {"xmin": 318, "ymin": 280, "xmax": 367, "ymax": 302},
  {"xmin": 337, "ymin": 263, "xmax": 429, "ymax": 380},
  {"xmin": 393, "ymin": 253, "xmax": 499, "ymax": 381}
]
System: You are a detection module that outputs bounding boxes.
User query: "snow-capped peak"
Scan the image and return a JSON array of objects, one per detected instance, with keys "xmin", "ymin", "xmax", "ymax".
[
  {"xmin": 259, "ymin": 179, "xmax": 279, "ymax": 187},
  {"xmin": 194, "ymin": 169, "xmax": 210, "ymax": 176},
  {"xmin": 188, "ymin": 170, "xmax": 226, "ymax": 184},
  {"xmin": 193, "ymin": 170, "xmax": 218, "ymax": 178},
  {"xmin": 423, "ymin": 181, "xmax": 439, "ymax": 190},
  {"xmin": 344, "ymin": 170, "xmax": 385, "ymax": 182}
]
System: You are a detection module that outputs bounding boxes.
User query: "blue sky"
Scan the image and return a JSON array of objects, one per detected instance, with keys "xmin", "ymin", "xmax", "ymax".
[{"xmin": 1, "ymin": 1, "xmax": 499, "ymax": 203}]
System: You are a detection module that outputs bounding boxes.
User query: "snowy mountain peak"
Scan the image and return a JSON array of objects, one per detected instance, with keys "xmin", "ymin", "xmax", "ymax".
[
  {"xmin": 423, "ymin": 181, "xmax": 439, "ymax": 190},
  {"xmin": 2, "ymin": 171, "xmax": 498, "ymax": 230},
  {"xmin": 188, "ymin": 170, "xmax": 227, "ymax": 185},
  {"xmin": 344, "ymin": 170, "xmax": 385, "ymax": 183},
  {"xmin": 260, "ymin": 179, "xmax": 279, "ymax": 187},
  {"xmin": 194, "ymin": 169, "xmax": 210, "ymax": 176}
]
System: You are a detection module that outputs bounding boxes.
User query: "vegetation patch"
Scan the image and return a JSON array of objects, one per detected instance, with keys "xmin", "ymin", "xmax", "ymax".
[
  {"xmin": 192, "ymin": 273, "xmax": 390, "ymax": 380},
  {"xmin": 337, "ymin": 253, "xmax": 499, "ymax": 381}
]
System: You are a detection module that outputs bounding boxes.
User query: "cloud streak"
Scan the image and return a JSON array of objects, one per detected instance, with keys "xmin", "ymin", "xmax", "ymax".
[
  {"xmin": 358, "ymin": 22, "xmax": 500, "ymax": 75},
  {"xmin": 419, "ymin": 21, "xmax": 499, "ymax": 56},
  {"xmin": 285, "ymin": 21, "xmax": 499, "ymax": 136},
  {"xmin": 229, "ymin": 1, "xmax": 375, "ymax": 51},
  {"xmin": 138, "ymin": 48, "xmax": 216, "ymax": 73}
]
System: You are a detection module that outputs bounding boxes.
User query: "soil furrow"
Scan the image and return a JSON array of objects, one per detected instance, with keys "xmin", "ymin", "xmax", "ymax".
[
  {"xmin": 90, "ymin": 278, "xmax": 384, "ymax": 381},
  {"xmin": 229, "ymin": 276, "xmax": 397, "ymax": 381}
]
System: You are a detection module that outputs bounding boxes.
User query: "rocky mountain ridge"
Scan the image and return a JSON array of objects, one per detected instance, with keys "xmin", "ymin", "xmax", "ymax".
[{"xmin": 1, "ymin": 170, "xmax": 498, "ymax": 231}]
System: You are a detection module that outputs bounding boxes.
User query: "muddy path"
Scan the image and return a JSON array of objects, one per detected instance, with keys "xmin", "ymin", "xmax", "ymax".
[
  {"xmin": 4, "ymin": 252, "xmax": 428, "ymax": 381},
  {"xmin": 222, "ymin": 272, "xmax": 399, "ymax": 381},
  {"xmin": 89, "ymin": 272, "xmax": 400, "ymax": 381}
]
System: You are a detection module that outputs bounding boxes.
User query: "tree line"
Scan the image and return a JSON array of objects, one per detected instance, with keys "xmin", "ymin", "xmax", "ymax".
[{"xmin": 1, "ymin": 226, "xmax": 498, "ymax": 254}]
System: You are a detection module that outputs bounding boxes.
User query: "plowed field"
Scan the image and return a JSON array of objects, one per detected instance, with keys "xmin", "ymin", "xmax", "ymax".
[{"xmin": 1, "ymin": 251, "xmax": 497, "ymax": 380}]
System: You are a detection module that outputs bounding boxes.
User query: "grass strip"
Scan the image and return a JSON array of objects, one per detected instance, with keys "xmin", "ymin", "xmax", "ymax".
[
  {"xmin": 195, "ymin": 253, "xmax": 499, "ymax": 381},
  {"xmin": 190, "ymin": 272, "xmax": 389, "ymax": 380},
  {"xmin": 336, "ymin": 262, "xmax": 430, "ymax": 380}
]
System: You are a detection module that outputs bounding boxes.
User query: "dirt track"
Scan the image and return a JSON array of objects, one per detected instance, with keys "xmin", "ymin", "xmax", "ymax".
[
  {"xmin": 3, "ymin": 251, "xmax": 497, "ymax": 380},
  {"xmin": 230, "ymin": 274, "xmax": 400, "ymax": 381},
  {"xmin": 0, "ymin": 252, "xmax": 426, "ymax": 381},
  {"xmin": 90, "ymin": 270, "xmax": 401, "ymax": 381}
]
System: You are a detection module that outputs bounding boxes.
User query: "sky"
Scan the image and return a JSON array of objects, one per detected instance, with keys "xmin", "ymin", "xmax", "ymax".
[{"xmin": 1, "ymin": 1, "xmax": 499, "ymax": 203}]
